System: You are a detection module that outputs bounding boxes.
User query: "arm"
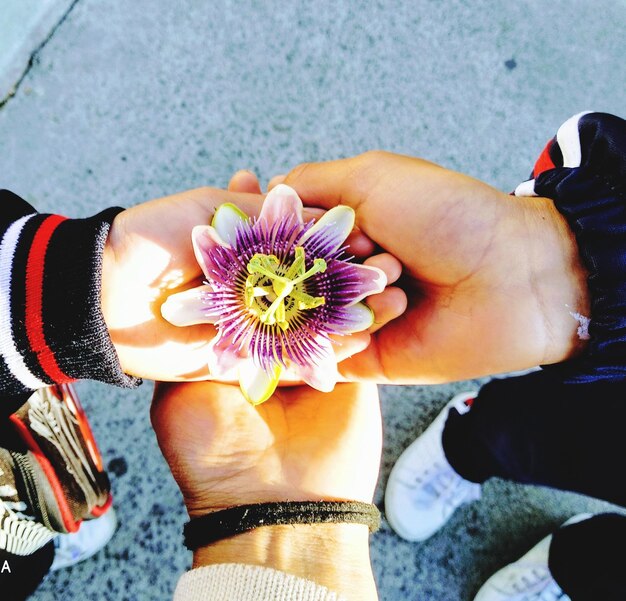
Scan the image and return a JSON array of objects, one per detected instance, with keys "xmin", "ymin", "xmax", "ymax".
[
  {"xmin": 0, "ymin": 189, "xmax": 136, "ymax": 408},
  {"xmin": 176, "ymin": 524, "xmax": 374, "ymax": 601},
  {"xmin": 151, "ymin": 381, "xmax": 382, "ymax": 601},
  {"xmin": 279, "ymin": 115, "xmax": 626, "ymax": 384},
  {"xmin": 0, "ymin": 185, "xmax": 274, "ymax": 408}
]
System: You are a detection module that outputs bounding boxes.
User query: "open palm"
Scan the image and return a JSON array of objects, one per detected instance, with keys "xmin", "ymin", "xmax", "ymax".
[{"xmin": 151, "ymin": 381, "xmax": 382, "ymax": 516}]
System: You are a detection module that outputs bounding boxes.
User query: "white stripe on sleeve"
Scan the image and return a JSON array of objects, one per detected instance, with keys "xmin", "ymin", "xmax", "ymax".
[{"xmin": 0, "ymin": 214, "xmax": 47, "ymax": 390}]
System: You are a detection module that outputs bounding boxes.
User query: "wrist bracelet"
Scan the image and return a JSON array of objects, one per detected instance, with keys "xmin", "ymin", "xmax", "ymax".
[{"xmin": 183, "ymin": 500, "xmax": 381, "ymax": 550}]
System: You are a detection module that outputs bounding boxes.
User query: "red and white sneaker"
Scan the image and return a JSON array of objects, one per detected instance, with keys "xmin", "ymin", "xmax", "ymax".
[
  {"xmin": 385, "ymin": 391, "xmax": 481, "ymax": 541},
  {"xmin": 8, "ymin": 384, "xmax": 112, "ymax": 534}
]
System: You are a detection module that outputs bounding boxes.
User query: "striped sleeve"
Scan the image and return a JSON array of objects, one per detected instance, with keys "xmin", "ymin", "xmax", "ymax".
[{"xmin": 0, "ymin": 189, "xmax": 139, "ymax": 403}]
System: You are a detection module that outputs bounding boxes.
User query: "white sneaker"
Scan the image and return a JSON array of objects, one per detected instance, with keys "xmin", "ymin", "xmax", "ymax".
[
  {"xmin": 473, "ymin": 514, "xmax": 592, "ymax": 601},
  {"xmin": 385, "ymin": 391, "xmax": 481, "ymax": 541},
  {"xmin": 50, "ymin": 507, "xmax": 118, "ymax": 571}
]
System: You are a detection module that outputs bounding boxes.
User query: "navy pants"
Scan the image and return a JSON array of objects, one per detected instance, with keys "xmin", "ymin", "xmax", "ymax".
[{"xmin": 442, "ymin": 370, "xmax": 626, "ymax": 601}]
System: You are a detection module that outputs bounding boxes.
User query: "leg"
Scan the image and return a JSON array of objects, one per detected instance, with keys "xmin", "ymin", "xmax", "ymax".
[
  {"xmin": 549, "ymin": 513, "xmax": 626, "ymax": 601},
  {"xmin": 442, "ymin": 370, "xmax": 626, "ymax": 506},
  {"xmin": 0, "ymin": 543, "xmax": 54, "ymax": 600},
  {"xmin": 0, "ymin": 384, "xmax": 117, "ymax": 591}
]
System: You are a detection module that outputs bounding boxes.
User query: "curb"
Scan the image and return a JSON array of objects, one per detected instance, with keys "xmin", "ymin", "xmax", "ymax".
[{"xmin": 0, "ymin": 0, "xmax": 76, "ymax": 105}]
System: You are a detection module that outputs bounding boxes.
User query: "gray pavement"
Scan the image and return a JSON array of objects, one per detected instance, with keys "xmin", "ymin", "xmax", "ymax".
[{"xmin": 0, "ymin": 1, "xmax": 624, "ymax": 599}]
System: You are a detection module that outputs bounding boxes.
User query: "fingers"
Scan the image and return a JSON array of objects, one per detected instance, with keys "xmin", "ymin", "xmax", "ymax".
[
  {"xmin": 226, "ymin": 169, "xmax": 376, "ymax": 258},
  {"xmin": 365, "ymin": 287, "xmax": 407, "ymax": 333},
  {"xmin": 332, "ymin": 255, "xmax": 406, "ymax": 355},
  {"xmin": 228, "ymin": 170, "xmax": 262, "ymax": 194},
  {"xmin": 345, "ymin": 229, "xmax": 376, "ymax": 258},
  {"xmin": 282, "ymin": 154, "xmax": 376, "ymax": 209},
  {"xmin": 267, "ymin": 174, "xmax": 287, "ymax": 190},
  {"xmin": 332, "ymin": 330, "xmax": 371, "ymax": 363},
  {"xmin": 363, "ymin": 253, "xmax": 402, "ymax": 284},
  {"xmin": 228, "ymin": 170, "xmax": 288, "ymax": 195}
]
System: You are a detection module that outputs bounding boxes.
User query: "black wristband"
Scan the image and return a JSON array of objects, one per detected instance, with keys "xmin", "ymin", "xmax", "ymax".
[{"xmin": 183, "ymin": 501, "xmax": 381, "ymax": 550}]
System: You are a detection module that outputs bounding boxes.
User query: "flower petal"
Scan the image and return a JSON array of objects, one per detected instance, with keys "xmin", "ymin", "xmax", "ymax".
[
  {"xmin": 331, "ymin": 302, "xmax": 375, "ymax": 334},
  {"xmin": 346, "ymin": 264, "xmax": 387, "ymax": 304},
  {"xmin": 292, "ymin": 337, "xmax": 337, "ymax": 392},
  {"xmin": 299, "ymin": 206, "xmax": 355, "ymax": 255},
  {"xmin": 211, "ymin": 203, "xmax": 250, "ymax": 245},
  {"xmin": 161, "ymin": 284, "xmax": 215, "ymax": 326},
  {"xmin": 238, "ymin": 361, "xmax": 283, "ymax": 405},
  {"xmin": 192, "ymin": 225, "xmax": 230, "ymax": 280},
  {"xmin": 259, "ymin": 184, "xmax": 304, "ymax": 227},
  {"xmin": 207, "ymin": 334, "xmax": 246, "ymax": 379}
]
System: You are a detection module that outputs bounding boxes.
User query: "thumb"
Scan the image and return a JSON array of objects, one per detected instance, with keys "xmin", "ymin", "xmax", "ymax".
[{"xmin": 282, "ymin": 154, "xmax": 373, "ymax": 210}]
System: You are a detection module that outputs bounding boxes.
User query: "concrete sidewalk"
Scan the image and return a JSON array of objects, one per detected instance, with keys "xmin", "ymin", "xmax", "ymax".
[{"xmin": 1, "ymin": 1, "xmax": 624, "ymax": 599}]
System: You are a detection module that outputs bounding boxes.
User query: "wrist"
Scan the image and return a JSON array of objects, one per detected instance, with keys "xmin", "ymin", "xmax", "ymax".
[
  {"xmin": 101, "ymin": 218, "xmax": 123, "ymax": 347},
  {"xmin": 193, "ymin": 523, "xmax": 377, "ymax": 600},
  {"xmin": 518, "ymin": 195, "xmax": 591, "ymax": 364}
]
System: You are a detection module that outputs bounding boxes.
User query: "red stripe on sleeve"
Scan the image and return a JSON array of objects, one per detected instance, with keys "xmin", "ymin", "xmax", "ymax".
[
  {"xmin": 25, "ymin": 215, "xmax": 75, "ymax": 383},
  {"xmin": 533, "ymin": 139, "xmax": 556, "ymax": 178}
]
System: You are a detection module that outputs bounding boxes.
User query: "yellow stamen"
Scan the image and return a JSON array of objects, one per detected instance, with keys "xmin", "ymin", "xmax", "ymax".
[{"xmin": 245, "ymin": 247, "xmax": 326, "ymax": 327}]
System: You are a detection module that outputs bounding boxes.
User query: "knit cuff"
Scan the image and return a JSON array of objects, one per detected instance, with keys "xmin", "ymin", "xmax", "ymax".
[
  {"xmin": 514, "ymin": 112, "xmax": 626, "ymax": 383},
  {"xmin": 0, "ymin": 190, "xmax": 139, "ymax": 396},
  {"xmin": 174, "ymin": 564, "xmax": 346, "ymax": 601}
]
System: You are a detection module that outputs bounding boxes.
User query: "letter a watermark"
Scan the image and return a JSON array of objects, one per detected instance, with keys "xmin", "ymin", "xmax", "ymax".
[{"xmin": 1, "ymin": 560, "xmax": 10, "ymax": 573}]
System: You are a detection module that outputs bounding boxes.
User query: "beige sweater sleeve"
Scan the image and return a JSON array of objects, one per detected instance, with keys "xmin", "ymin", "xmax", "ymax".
[{"xmin": 174, "ymin": 564, "xmax": 347, "ymax": 601}]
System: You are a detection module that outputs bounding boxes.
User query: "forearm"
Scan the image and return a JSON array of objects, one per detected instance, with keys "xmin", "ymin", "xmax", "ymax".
[
  {"xmin": 0, "ymin": 189, "xmax": 137, "ymax": 406},
  {"xmin": 190, "ymin": 524, "xmax": 377, "ymax": 600}
]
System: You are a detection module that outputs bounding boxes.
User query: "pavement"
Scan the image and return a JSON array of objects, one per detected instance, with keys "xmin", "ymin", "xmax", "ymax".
[{"xmin": 0, "ymin": 1, "xmax": 624, "ymax": 599}]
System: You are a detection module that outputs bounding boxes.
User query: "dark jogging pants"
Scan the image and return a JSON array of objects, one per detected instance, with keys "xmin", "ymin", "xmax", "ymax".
[{"xmin": 442, "ymin": 370, "xmax": 626, "ymax": 601}]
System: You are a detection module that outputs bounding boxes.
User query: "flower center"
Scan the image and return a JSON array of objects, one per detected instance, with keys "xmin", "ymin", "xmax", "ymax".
[{"xmin": 244, "ymin": 247, "xmax": 327, "ymax": 331}]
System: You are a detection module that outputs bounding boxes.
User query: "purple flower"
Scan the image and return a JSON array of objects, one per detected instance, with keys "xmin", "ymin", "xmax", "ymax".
[{"xmin": 162, "ymin": 185, "xmax": 386, "ymax": 404}]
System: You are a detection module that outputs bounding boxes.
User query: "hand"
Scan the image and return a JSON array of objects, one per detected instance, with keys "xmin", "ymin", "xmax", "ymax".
[
  {"xmin": 102, "ymin": 186, "xmax": 405, "ymax": 382},
  {"xmin": 151, "ymin": 380, "xmax": 381, "ymax": 598},
  {"xmin": 278, "ymin": 152, "xmax": 590, "ymax": 383}
]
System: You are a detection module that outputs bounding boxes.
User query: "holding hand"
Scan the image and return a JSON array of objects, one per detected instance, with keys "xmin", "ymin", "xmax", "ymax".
[
  {"xmin": 280, "ymin": 152, "xmax": 590, "ymax": 383},
  {"xmin": 151, "ymin": 380, "xmax": 381, "ymax": 599},
  {"xmin": 101, "ymin": 185, "xmax": 405, "ymax": 385}
]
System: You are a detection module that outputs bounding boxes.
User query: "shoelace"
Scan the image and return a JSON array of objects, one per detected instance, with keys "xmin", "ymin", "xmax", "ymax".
[
  {"xmin": 414, "ymin": 463, "xmax": 475, "ymax": 510},
  {"xmin": 0, "ymin": 482, "xmax": 30, "ymax": 520},
  {"xmin": 493, "ymin": 565, "xmax": 569, "ymax": 601},
  {"xmin": 0, "ymin": 467, "xmax": 55, "ymax": 555}
]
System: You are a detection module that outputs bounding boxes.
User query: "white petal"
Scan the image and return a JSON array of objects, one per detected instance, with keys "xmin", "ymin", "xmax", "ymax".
[
  {"xmin": 192, "ymin": 225, "xmax": 230, "ymax": 280},
  {"xmin": 333, "ymin": 302, "xmax": 375, "ymax": 334},
  {"xmin": 293, "ymin": 338, "xmax": 338, "ymax": 392},
  {"xmin": 259, "ymin": 184, "xmax": 304, "ymax": 226},
  {"xmin": 211, "ymin": 203, "xmax": 249, "ymax": 245},
  {"xmin": 238, "ymin": 361, "xmax": 283, "ymax": 405},
  {"xmin": 161, "ymin": 285, "xmax": 215, "ymax": 326},
  {"xmin": 346, "ymin": 264, "xmax": 387, "ymax": 305},
  {"xmin": 299, "ymin": 206, "xmax": 355, "ymax": 254}
]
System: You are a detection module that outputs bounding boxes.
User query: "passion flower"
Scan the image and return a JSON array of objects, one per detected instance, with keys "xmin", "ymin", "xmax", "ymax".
[{"xmin": 161, "ymin": 184, "xmax": 386, "ymax": 404}]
